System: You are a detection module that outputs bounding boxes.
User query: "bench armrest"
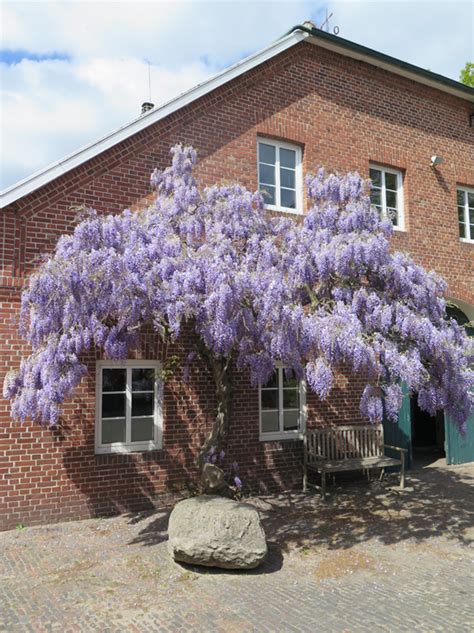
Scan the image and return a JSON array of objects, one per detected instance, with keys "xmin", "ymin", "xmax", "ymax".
[
  {"xmin": 305, "ymin": 452, "xmax": 326, "ymax": 460},
  {"xmin": 383, "ymin": 444, "xmax": 408, "ymax": 454}
]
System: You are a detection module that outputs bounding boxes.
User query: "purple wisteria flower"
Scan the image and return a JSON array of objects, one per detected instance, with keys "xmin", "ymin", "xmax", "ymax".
[{"xmin": 3, "ymin": 145, "xmax": 473, "ymax": 438}]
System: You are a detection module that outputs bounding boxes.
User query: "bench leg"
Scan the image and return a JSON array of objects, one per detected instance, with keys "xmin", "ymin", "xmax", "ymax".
[
  {"xmin": 321, "ymin": 471, "xmax": 326, "ymax": 500},
  {"xmin": 303, "ymin": 464, "xmax": 308, "ymax": 493},
  {"xmin": 379, "ymin": 467, "xmax": 385, "ymax": 481},
  {"xmin": 400, "ymin": 452, "xmax": 406, "ymax": 490}
]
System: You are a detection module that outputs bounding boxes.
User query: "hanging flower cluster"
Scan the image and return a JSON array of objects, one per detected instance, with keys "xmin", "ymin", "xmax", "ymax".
[
  {"xmin": 203, "ymin": 447, "xmax": 242, "ymax": 490},
  {"xmin": 4, "ymin": 145, "xmax": 473, "ymax": 431}
]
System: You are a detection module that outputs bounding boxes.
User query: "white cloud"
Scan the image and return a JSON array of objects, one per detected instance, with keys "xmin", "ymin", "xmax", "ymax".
[
  {"xmin": 1, "ymin": 1, "xmax": 318, "ymax": 67},
  {"xmin": 1, "ymin": 1, "xmax": 320, "ymax": 188},
  {"xmin": 0, "ymin": 55, "xmax": 214, "ymax": 187},
  {"xmin": 1, "ymin": 0, "xmax": 472, "ymax": 190}
]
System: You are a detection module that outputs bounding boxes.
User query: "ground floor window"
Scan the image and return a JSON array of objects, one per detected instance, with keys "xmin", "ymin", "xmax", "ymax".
[
  {"xmin": 259, "ymin": 367, "xmax": 306, "ymax": 441},
  {"xmin": 95, "ymin": 361, "xmax": 163, "ymax": 454}
]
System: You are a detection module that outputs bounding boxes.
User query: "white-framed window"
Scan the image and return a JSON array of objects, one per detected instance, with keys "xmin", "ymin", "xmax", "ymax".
[
  {"xmin": 369, "ymin": 164, "xmax": 405, "ymax": 230},
  {"xmin": 259, "ymin": 367, "xmax": 307, "ymax": 441},
  {"xmin": 258, "ymin": 138, "xmax": 303, "ymax": 214},
  {"xmin": 457, "ymin": 186, "xmax": 474, "ymax": 243},
  {"xmin": 95, "ymin": 360, "xmax": 163, "ymax": 454}
]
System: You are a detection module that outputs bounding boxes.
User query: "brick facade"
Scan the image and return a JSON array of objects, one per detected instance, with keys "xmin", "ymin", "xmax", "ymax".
[{"xmin": 1, "ymin": 40, "xmax": 473, "ymax": 530}]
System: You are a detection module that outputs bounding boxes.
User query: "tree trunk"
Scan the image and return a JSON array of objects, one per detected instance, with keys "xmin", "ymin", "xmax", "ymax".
[{"xmin": 196, "ymin": 351, "xmax": 233, "ymax": 473}]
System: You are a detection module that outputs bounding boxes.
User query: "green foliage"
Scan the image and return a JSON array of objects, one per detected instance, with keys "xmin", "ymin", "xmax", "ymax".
[
  {"xmin": 459, "ymin": 62, "xmax": 474, "ymax": 87},
  {"xmin": 160, "ymin": 355, "xmax": 180, "ymax": 381}
]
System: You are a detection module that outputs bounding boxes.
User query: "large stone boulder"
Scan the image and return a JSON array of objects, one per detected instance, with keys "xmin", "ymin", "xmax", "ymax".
[{"xmin": 168, "ymin": 495, "xmax": 267, "ymax": 569}]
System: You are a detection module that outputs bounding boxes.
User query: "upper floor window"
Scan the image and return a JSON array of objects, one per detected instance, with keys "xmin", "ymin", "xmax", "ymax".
[
  {"xmin": 258, "ymin": 139, "xmax": 303, "ymax": 214},
  {"xmin": 369, "ymin": 165, "xmax": 404, "ymax": 230},
  {"xmin": 95, "ymin": 361, "xmax": 163, "ymax": 454},
  {"xmin": 259, "ymin": 367, "xmax": 306, "ymax": 441},
  {"xmin": 457, "ymin": 187, "xmax": 474, "ymax": 243}
]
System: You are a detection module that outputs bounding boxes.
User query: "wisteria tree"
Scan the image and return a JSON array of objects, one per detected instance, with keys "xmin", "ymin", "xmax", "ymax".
[{"xmin": 4, "ymin": 145, "xmax": 473, "ymax": 470}]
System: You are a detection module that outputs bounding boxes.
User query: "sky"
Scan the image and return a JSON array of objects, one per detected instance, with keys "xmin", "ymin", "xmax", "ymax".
[{"xmin": 1, "ymin": 0, "xmax": 473, "ymax": 191}]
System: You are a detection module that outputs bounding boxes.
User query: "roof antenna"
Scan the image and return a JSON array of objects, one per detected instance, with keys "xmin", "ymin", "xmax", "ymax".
[
  {"xmin": 141, "ymin": 60, "xmax": 154, "ymax": 115},
  {"xmin": 148, "ymin": 61, "xmax": 152, "ymax": 102},
  {"xmin": 319, "ymin": 10, "xmax": 340, "ymax": 35}
]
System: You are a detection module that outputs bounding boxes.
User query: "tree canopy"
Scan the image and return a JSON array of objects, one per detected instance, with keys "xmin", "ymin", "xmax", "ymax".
[
  {"xmin": 459, "ymin": 62, "xmax": 474, "ymax": 87},
  {"xmin": 4, "ymin": 146, "xmax": 473, "ymax": 452}
]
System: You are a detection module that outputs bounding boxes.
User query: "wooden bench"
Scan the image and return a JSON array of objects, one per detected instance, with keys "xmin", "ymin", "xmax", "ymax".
[{"xmin": 303, "ymin": 424, "xmax": 407, "ymax": 498}]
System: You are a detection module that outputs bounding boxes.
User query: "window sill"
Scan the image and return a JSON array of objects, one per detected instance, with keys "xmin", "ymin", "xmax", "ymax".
[
  {"xmin": 259, "ymin": 431, "xmax": 304, "ymax": 442},
  {"xmin": 264, "ymin": 204, "xmax": 303, "ymax": 216},
  {"xmin": 460, "ymin": 238, "xmax": 474, "ymax": 245},
  {"xmin": 95, "ymin": 441, "xmax": 162, "ymax": 455},
  {"xmin": 392, "ymin": 225, "xmax": 406, "ymax": 233}
]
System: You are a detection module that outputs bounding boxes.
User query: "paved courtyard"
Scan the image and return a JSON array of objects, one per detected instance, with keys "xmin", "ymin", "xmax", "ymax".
[{"xmin": 1, "ymin": 458, "xmax": 473, "ymax": 632}]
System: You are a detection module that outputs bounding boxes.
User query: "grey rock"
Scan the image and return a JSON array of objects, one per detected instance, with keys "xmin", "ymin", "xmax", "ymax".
[
  {"xmin": 201, "ymin": 463, "xmax": 230, "ymax": 495},
  {"xmin": 168, "ymin": 495, "xmax": 267, "ymax": 569}
]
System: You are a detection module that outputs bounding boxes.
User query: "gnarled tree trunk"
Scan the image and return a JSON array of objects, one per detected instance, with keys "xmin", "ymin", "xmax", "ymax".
[{"xmin": 196, "ymin": 347, "xmax": 234, "ymax": 491}]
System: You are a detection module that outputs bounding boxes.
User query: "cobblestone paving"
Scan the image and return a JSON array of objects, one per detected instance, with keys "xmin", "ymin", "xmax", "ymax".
[{"xmin": 1, "ymin": 459, "xmax": 473, "ymax": 632}]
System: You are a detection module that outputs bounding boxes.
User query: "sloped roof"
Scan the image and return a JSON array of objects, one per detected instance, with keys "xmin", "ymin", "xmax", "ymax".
[{"xmin": 1, "ymin": 25, "xmax": 472, "ymax": 209}]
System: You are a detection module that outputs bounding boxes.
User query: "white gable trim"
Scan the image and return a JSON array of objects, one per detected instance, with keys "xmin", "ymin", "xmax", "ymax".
[{"xmin": 0, "ymin": 31, "xmax": 308, "ymax": 209}]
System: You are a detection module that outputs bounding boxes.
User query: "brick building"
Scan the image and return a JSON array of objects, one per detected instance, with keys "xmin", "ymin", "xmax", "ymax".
[{"xmin": 1, "ymin": 24, "xmax": 473, "ymax": 530}]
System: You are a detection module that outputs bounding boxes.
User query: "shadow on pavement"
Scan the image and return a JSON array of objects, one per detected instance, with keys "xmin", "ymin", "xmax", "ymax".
[
  {"xmin": 174, "ymin": 542, "xmax": 284, "ymax": 576},
  {"xmin": 256, "ymin": 462, "xmax": 474, "ymax": 553},
  {"xmin": 128, "ymin": 461, "xmax": 473, "ymax": 564}
]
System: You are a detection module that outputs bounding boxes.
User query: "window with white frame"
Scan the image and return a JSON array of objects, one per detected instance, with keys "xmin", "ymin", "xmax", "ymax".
[
  {"xmin": 258, "ymin": 139, "xmax": 302, "ymax": 214},
  {"xmin": 369, "ymin": 165, "xmax": 404, "ymax": 230},
  {"xmin": 95, "ymin": 361, "xmax": 163, "ymax": 454},
  {"xmin": 457, "ymin": 186, "xmax": 474, "ymax": 242},
  {"xmin": 259, "ymin": 367, "xmax": 306, "ymax": 441}
]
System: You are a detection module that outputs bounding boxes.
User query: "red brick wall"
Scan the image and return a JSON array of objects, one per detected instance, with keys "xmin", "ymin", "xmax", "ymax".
[{"xmin": 1, "ymin": 41, "xmax": 473, "ymax": 529}]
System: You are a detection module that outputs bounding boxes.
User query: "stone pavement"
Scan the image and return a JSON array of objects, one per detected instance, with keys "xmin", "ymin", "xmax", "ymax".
[{"xmin": 1, "ymin": 458, "xmax": 473, "ymax": 632}]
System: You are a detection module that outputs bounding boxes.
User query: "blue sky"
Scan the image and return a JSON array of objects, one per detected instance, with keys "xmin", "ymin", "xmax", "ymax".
[
  {"xmin": 0, "ymin": 50, "xmax": 70, "ymax": 64},
  {"xmin": 1, "ymin": 0, "xmax": 472, "ymax": 190}
]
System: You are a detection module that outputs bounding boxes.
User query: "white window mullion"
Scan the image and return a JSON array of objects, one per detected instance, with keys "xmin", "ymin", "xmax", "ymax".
[
  {"xmin": 95, "ymin": 361, "xmax": 162, "ymax": 454},
  {"xmin": 98, "ymin": 368, "xmax": 103, "ymax": 448},
  {"xmin": 457, "ymin": 187, "xmax": 474, "ymax": 243},
  {"xmin": 463, "ymin": 191, "xmax": 467, "ymax": 238},
  {"xmin": 466, "ymin": 193, "xmax": 471, "ymax": 241},
  {"xmin": 369, "ymin": 164, "xmax": 404, "ymax": 230},
  {"xmin": 275, "ymin": 148, "xmax": 281, "ymax": 209},
  {"xmin": 125, "ymin": 367, "xmax": 132, "ymax": 444},
  {"xmin": 296, "ymin": 157, "xmax": 302, "ymax": 213},
  {"xmin": 381, "ymin": 171, "xmax": 387, "ymax": 217},
  {"xmin": 397, "ymin": 172, "xmax": 404, "ymax": 230},
  {"xmin": 257, "ymin": 138, "xmax": 302, "ymax": 214},
  {"xmin": 278, "ymin": 368, "xmax": 283, "ymax": 433},
  {"xmin": 153, "ymin": 376, "xmax": 158, "ymax": 444},
  {"xmin": 463, "ymin": 190, "xmax": 468, "ymax": 240},
  {"xmin": 259, "ymin": 366, "xmax": 306, "ymax": 441}
]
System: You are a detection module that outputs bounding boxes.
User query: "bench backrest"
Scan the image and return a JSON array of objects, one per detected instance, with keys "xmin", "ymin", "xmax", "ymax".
[{"xmin": 305, "ymin": 424, "xmax": 384, "ymax": 461}]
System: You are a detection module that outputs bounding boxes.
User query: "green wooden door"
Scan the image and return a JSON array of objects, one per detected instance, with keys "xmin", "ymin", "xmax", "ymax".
[
  {"xmin": 445, "ymin": 412, "xmax": 474, "ymax": 465},
  {"xmin": 383, "ymin": 382, "xmax": 412, "ymax": 469},
  {"xmin": 444, "ymin": 305, "xmax": 474, "ymax": 465}
]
